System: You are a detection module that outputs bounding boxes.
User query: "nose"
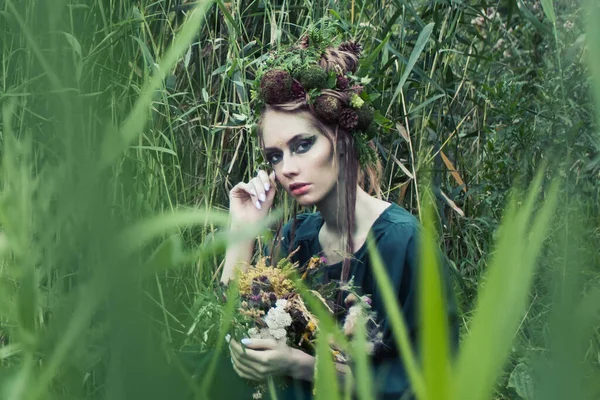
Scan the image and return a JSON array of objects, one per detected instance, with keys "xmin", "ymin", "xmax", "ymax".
[{"xmin": 280, "ymin": 154, "xmax": 299, "ymax": 178}]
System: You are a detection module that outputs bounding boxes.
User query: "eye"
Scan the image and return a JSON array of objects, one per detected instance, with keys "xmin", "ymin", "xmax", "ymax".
[
  {"xmin": 293, "ymin": 136, "xmax": 316, "ymax": 154},
  {"xmin": 267, "ymin": 152, "xmax": 283, "ymax": 165}
]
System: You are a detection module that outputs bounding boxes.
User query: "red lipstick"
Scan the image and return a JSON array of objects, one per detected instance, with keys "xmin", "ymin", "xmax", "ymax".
[{"xmin": 289, "ymin": 182, "xmax": 310, "ymax": 196}]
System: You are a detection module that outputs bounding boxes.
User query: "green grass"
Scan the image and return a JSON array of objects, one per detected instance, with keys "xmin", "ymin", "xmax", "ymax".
[{"xmin": 0, "ymin": 0, "xmax": 599, "ymax": 399}]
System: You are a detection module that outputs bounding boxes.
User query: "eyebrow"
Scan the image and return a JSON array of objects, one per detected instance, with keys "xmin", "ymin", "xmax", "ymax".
[{"xmin": 263, "ymin": 133, "xmax": 313, "ymax": 152}]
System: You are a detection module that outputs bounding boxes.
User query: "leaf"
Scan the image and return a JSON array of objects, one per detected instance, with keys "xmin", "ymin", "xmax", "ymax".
[
  {"xmin": 184, "ymin": 45, "xmax": 193, "ymax": 68},
  {"xmin": 376, "ymin": 142, "xmax": 414, "ymax": 179},
  {"xmin": 61, "ymin": 32, "xmax": 82, "ymax": 57},
  {"xmin": 386, "ymin": 23, "xmax": 435, "ymax": 115},
  {"xmin": 130, "ymin": 145, "xmax": 177, "ymax": 156},
  {"xmin": 100, "ymin": 1, "xmax": 214, "ymax": 168},
  {"xmin": 439, "ymin": 189, "xmax": 465, "ymax": 217},
  {"xmin": 540, "ymin": 0, "xmax": 556, "ymax": 23},
  {"xmin": 350, "ymin": 311, "xmax": 374, "ymax": 400},
  {"xmin": 440, "ymin": 151, "xmax": 466, "ymax": 193},
  {"xmin": 359, "ymin": 33, "xmax": 391, "ymax": 77},
  {"xmin": 420, "ymin": 188, "xmax": 451, "ymax": 400},
  {"xmin": 517, "ymin": 0, "xmax": 552, "ymax": 34},
  {"xmin": 118, "ymin": 208, "xmax": 229, "ymax": 253},
  {"xmin": 508, "ymin": 363, "xmax": 536, "ymax": 400},
  {"xmin": 452, "ymin": 171, "xmax": 559, "ymax": 400},
  {"xmin": 396, "ymin": 123, "xmax": 410, "ymax": 142},
  {"xmin": 132, "ymin": 36, "xmax": 155, "ymax": 70},
  {"xmin": 408, "ymin": 94, "xmax": 445, "ymax": 116},
  {"xmin": 314, "ymin": 333, "xmax": 341, "ymax": 400},
  {"xmin": 144, "ymin": 235, "xmax": 185, "ymax": 274}
]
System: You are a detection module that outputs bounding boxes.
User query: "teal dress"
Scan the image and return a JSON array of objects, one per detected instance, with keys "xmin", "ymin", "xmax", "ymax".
[{"xmin": 273, "ymin": 203, "xmax": 459, "ymax": 399}]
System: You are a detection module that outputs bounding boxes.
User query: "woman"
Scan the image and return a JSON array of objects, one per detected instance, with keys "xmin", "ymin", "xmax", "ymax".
[{"xmin": 219, "ymin": 30, "xmax": 458, "ymax": 399}]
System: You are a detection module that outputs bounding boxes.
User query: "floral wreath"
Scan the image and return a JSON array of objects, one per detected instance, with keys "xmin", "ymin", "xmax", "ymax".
[{"xmin": 249, "ymin": 21, "xmax": 387, "ymax": 168}]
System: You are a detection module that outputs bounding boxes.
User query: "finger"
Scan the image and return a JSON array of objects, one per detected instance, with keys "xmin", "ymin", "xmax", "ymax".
[
  {"xmin": 256, "ymin": 170, "xmax": 271, "ymax": 193},
  {"xmin": 250, "ymin": 177, "xmax": 267, "ymax": 203},
  {"xmin": 230, "ymin": 182, "xmax": 254, "ymax": 200},
  {"xmin": 231, "ymin": 355, "xmax": 261, "ymax": 381},
  {"xmin": 237, "ymin": 181, "xmax": 261, "ymax": 210},
  {"xmin": 231, "ymin": 344, "xmax": 269, "ymax": 377},
  {"xmin": 269, "ymin": 170, "xmax": 277, "ymax": 186},
  {"xmin": 229, "ymin": 340, "xmax": 267, "ymax": 366},
  {"xmin": 241, "ymin": 338, "xmax": 278, "ymax": 350}
]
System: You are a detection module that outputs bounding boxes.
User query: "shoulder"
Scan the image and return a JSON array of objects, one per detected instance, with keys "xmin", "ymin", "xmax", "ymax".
[
  {"xmin": 281, "ymin": 211, "xmax": 323, "ymax": 243},
  {"xmin": 372, "ymin": 203, "xmax": 420, "ymax": 250}
]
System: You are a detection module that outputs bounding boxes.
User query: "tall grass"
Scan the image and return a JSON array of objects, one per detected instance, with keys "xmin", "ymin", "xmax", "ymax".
[{"xmin": 1, "ymin": 0, "xmax": 599, "ymax": 399}]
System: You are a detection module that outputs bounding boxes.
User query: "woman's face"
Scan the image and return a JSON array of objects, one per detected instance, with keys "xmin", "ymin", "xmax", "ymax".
[{"xmin": 261, "ymin": 108, "xmax": 340, "ymax": 207}]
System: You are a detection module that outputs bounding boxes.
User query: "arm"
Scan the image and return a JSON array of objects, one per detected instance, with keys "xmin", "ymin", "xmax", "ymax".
[
  {"xmin": 220, "ymin": 170, "xmax": 277, "ymax": 285},
  {"xmin": 219, "ymin": 223, "xmax": 256, "ymax": 285},
  {"xmin": 289, "ymin": 349, "xmax": 353, "ymax": 383}
]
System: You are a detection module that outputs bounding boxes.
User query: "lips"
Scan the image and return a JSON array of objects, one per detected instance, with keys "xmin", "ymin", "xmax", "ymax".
[{"xmin": 289, "ymin": 182, "xmax": 310, "ymax": 196}]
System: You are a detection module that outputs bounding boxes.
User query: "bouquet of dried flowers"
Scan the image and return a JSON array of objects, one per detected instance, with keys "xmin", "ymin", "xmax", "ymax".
[
  {"xmin": 222, "ymin": 254, "xmax": 383, "ymax": 399},
  {"xmin": 228, "ymin": 255, "xmax": 330, "ymax": 354}
]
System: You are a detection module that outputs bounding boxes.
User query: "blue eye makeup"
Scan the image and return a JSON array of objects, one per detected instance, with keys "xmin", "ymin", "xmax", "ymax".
[
  {"xmin": 265, "ymin": 135, "xmax": 317, "ymax": 165},
  {"xmin": 292, "ymin": 135, "xmax": 316, "ymax": 154}
]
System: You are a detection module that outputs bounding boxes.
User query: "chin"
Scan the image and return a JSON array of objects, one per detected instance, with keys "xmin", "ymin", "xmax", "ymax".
[{"xmin": 294, "ymin": 195, "xmax": 319, "ymax": 208}]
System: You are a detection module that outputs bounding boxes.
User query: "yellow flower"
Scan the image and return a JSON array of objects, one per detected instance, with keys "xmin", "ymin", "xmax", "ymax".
[
  {"xmin": 236, "ymin": 256, "xmax": 297, "ymax": 298},
  {"xmin": 350, "ymin": 93, "xmax": 364, "ymax": 108}
]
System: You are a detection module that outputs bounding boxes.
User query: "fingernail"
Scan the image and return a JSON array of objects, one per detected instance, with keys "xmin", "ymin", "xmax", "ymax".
[
  {"xmin": 259, "ymin": 193, "xmax": 266, "ymax": 202},
  {"xmin": 241, "ymin": 338, "xmax": 251, "ymax": 346},
  {"xmin": 264, "ymin": 183, "xmax": 270, "ymax": 191},
  {"xmin": 225, "ymin": 334, "xmax": 231, "ymax": 343},
  {"xmin": 255, "ymin": 201, "xmax": 262, "ymax": 210}
]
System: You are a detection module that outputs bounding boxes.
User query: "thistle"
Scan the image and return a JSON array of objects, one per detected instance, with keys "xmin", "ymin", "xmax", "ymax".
[
  {"xmin": 314, "ymin": 95, "xmax": 343, "ymax": 123},
  {"xmin": 260, "ymin": 69, "xmax": 294, "ymax": 104}
]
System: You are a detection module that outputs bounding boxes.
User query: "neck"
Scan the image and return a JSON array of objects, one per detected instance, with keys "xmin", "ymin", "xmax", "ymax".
[{"xmin": 316, "ymin": 181, "xmax": 371, "ymax": 237}]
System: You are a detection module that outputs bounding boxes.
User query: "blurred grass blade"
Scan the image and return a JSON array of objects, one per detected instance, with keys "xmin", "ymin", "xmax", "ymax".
[
  {"xmin": 200, "ymin": 276, "xmax": 240, "ymax": 397},
  {"xmin": 367, "ymin": 236, "xmax": 426, "ymax": 399},
  {"xmin": 350, "ymin": 311, "xmax": 374, "ymax": 400},
  {"xmin": 314, "ymin": 331, "xmax": 341, "ymax": 400},
  {"xmin": 540, "ymin": 0, "xmax": 556, "ymax": 23},
  {"xmin": 452, "ymin": 171, "xmax": 559, "ymax": 400},
  {"xmin": 420, "ymin": 188, "xmax": 450, "ymax": 400},
  {"xmin": 118, "ymin": 208, "xmax": 230, "ymax": 252},
  {"xmin": 0, "ymin": 344, "xmax": 21, "ymax": 360},
  {"xmin": 585, "ymin": 0, "xmax": 600, "ymax": 129}
]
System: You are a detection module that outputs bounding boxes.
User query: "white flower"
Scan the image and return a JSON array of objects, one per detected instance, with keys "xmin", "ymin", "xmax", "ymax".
[
  {"xmin": 270, "ymin": 328, "xmax": 287, "ymax": 340},
  {"xmin": 493, "ymin": 39, "xmax": 505, "ymax": 51},
  {"xmin": 563, "ymin": 20, "xmax": 574, "ymax": 32},
  {"xmin": 264, "ymin": 299, "xmax": 292, "ymax": 330},
  {"xmin": 275, "ymin": 299, "xmax": 288, "ymax": 309},
  {"xmin": 343, "ymin": 304, "xmax": 364, "ymax": 336}
]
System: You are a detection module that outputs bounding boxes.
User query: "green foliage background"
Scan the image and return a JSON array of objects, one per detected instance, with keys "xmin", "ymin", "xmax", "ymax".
[{"xmin": 0, "ymin": 0, "xmax": 599, "ymax": 399}]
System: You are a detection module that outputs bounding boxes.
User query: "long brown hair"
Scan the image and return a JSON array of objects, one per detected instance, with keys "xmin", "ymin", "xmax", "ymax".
[{"xmin": 256, "ymin": 42, "xmax": 382, "ymax": 289}]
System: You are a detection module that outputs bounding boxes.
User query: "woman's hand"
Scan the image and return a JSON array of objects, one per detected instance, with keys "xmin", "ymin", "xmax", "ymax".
[
  {"xmin": 228, "ymin": 337, "xmax": 302, "ymax": 381},
  {"xmin": 229, "ymin": 170, "xmax": 277, "ymax": 226}
]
